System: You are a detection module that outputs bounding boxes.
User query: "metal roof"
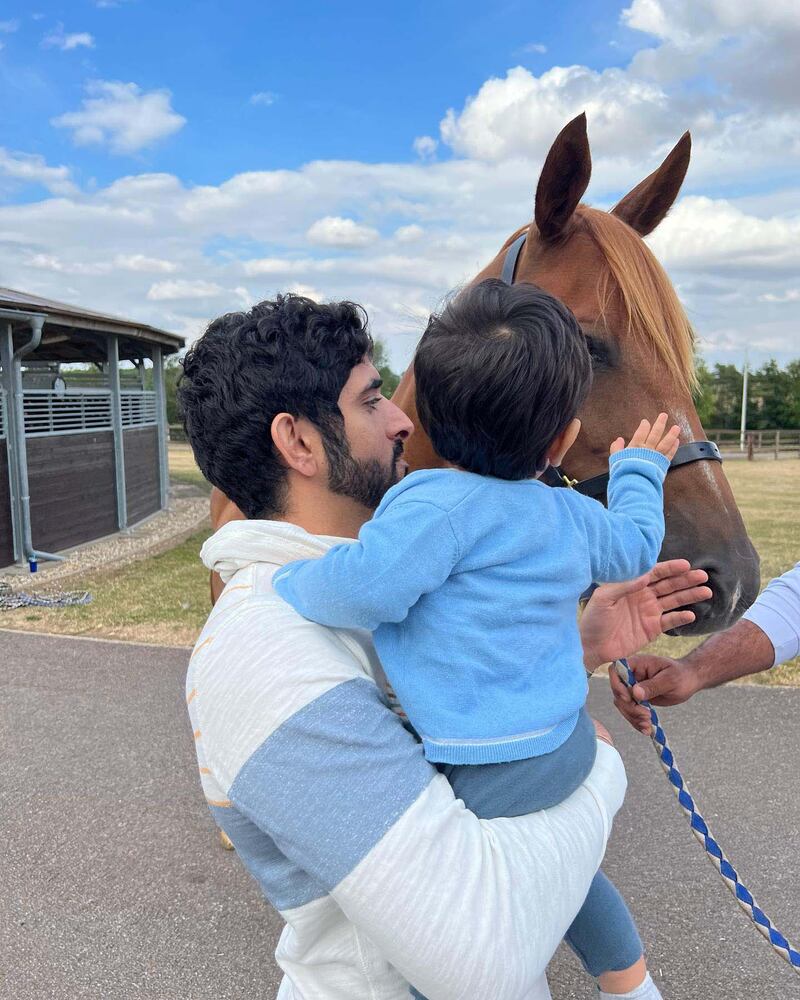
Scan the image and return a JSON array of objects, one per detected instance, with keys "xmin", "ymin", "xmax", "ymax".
[{"xmin": 0, "ymin": 286, "xmax": 183, "ymax": 355}]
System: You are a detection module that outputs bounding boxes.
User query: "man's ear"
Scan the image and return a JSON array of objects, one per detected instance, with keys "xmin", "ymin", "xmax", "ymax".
[
  {"xmin": 270, "ymin": 413, "xmax": 321, "ymax": 478},
  {"xmin": 546, "ymin": 418, "xmax": 581, "ymax": 468}
]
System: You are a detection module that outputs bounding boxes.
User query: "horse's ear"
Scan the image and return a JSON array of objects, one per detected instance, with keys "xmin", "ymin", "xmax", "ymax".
[
  {"xmin": 611, "ymin": 132, "xmax": 691, "ymax": 236},
  {"xmin": 534, "ymin": 112, "xmax": 592, "ymax": 242}
]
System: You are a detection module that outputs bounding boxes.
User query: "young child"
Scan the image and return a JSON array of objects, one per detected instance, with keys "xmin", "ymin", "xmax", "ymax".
[{"xmin": 273, "ymin": 279, "xmax": 678, "ymax": 1000}]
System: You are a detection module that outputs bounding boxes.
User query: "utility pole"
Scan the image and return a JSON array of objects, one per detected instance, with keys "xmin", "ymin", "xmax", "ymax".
[{"xmin": 739, "ymin": 349, "xmax": 749, "ymax": 451}]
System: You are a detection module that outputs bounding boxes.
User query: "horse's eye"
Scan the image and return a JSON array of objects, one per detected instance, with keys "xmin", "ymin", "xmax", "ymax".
[{"xmin": 583, "ymin": 334, "xmax": 614, "ymax": 371}]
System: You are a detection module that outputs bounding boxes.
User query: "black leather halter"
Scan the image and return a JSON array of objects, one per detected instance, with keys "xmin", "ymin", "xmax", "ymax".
[{"xmin": 501, "ymin": 231, "xmax": 723, "ymax": 500}]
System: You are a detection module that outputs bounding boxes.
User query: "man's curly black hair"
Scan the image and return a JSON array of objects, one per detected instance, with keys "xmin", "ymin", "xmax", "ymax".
[{"xmin": 178, "ymin": 294, "xmax": 372, "ymax": 518}]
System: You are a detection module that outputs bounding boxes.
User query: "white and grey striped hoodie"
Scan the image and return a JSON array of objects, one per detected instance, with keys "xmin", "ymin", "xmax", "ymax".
[{"xmin": 189, "ymin": 519, "xmax": 627, "ymax": 1000}]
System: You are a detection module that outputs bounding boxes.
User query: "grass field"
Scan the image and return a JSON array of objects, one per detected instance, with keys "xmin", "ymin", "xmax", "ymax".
[
  {"xmin": 643, "ymin": 458, "xmax": 799, "ymax": 684},
  {"xmin": 2, "ymin": 452, "xmax": 798, "ymax": 683},
  {"xmin": 168, "ymin": 442, "xmax": 213, "ymax": 493}
]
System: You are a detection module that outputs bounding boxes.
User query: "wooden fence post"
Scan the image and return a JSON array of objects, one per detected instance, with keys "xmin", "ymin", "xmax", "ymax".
[
  {"xmin": 747, "ymin": 433, "xmax": 754, "ymax": 461},
  {"xmin": 774, "ymin": 429, "xmax": 780, "ymax": 459}
]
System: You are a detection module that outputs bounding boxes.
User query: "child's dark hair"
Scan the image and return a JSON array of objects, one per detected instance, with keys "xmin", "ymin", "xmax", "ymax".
[{"xmin": 414, "ymin": 279, "xmax": 592, "ymax": 479}]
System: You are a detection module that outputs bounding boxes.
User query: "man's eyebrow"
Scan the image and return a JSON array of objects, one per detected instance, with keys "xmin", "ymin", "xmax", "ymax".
[{"xmin": 360, "ymin": 377, "xmax": 383, "ymax": 395}]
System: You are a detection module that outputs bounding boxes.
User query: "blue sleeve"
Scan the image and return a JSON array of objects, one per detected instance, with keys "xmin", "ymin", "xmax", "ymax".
[
  {"xmin": 580, "ymin": 447, "xmax": 670, "ymax": 583},
  {"xmin": 272, "ymin": 499, "xmax": 460, "ymax": 630}
]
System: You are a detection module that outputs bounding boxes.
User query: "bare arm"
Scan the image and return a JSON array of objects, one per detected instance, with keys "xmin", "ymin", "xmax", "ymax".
[
  {"xmin": 612, "ymin": 560, "xmax": 800, "ymax": 732},
  {"xmin": 610, "ymin": 619, "xmax": 775, "ymax": 734}
]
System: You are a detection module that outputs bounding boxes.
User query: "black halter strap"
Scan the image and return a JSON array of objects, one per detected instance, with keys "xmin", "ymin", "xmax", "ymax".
[
  {"xmin": 501, "ymin": 231, "xmax": 528, "ymax": 284},
  {"xmin": 499, "ymin": 231, "xmax": 723, "ymax": 500},
  {"xmin": 541, "ymin": 441, "xmax": 723, "ymax": 500}
]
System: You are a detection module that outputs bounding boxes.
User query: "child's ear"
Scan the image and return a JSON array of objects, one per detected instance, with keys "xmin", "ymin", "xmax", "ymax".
[{"xmin": 546, "ymin": 418, "xmax": 581, "ymax": 467}]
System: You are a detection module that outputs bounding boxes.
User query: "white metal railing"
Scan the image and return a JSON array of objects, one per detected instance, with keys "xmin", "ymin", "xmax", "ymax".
[
  {"xmin": 120, "ymin": 390, "xmax": 157, "ymax": 427},
  {"xmin": 0, "ymin": 387, "xmax": 6, "ymax": 441},
  {"xmin": 22, "ymin": 389, "xmax": 157, "ymax": 436}
]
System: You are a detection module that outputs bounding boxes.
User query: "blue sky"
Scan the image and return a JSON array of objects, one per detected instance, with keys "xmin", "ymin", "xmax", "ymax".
[
  {"xmin": 0, "ymin": 0, "xmax": 798, "ymax": 369},
  {"xmin": 2, "ymin": 0, "xmax": 643, "ymax": 186}
]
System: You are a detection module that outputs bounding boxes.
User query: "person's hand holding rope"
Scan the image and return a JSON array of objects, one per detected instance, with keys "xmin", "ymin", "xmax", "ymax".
[{"xmin": 610, "ymin": 655, "xmax": 701, "ymax": 734}]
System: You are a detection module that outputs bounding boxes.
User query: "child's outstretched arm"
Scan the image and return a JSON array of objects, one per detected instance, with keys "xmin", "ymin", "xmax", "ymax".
[
  {"xmin": 584, "ymin": 413, "xmax": 680, "ymax": 583},
  {"xmin": 273, "ymin": 497, "xmax": 459, "ymax": 630}
]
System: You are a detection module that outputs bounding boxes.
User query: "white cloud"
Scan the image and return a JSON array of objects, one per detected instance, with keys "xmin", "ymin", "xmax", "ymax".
[
  {"xmin": 2, "ymin": 1, "xmax": 800, "ymax": 373},
  {"xmin": 26, "ymin": 253, "xmax": 101, "ymax": 274},
  {"xmin": 51, "ymin": 80, "xmax": 186, "ymax": 154},
  {"xmin": 283, "ymin": 283, "xmax": 325, "ymax": 301},
  {"xmin": 413, "ymin": 135, "xmax": 438, "ymax": 160},
  {"xmin": 623, "ymin": 0, "xmax": 800, "ymax": 112},
  {"xmin": 0, "ymin": 19, "xmax": 19, "ymax": 32},
  {"xmin": 1, "ymin": 152, "xmax": 796, "ymax": 366},
  {"xmin": 43, "ymin": 25, "xmax": 95, "ymax": 50},
  {"xmin": 114, "ymin": 253, "xmax": 178, "ymax": 272},
  {"xmin": 395, "ymin": 224, "xmax": 424, "ymax": 243},
  {"xmin": 622, "ymin": 0, "xmax": 800, "ymax": 46},
  {"xmin": 520, "ymin": 42, "xmax": 547, "ymax": 54},
  {"xmin": 0, "ymin": 147, "xmax": 78, "ymax": 196},
  {"xmin": 760, "ymin": 290, "xmax": 800, "ymax": 304},
  {"xmin": 147, "ymin": 279, "xmax": 225, "ymax": 301},
  {"xmin": 306, "ymin": 215, "xmax": 379, "ymax": 248},
  {"xmin": 651, "ymin": 196, "xmax": 800, "ymax": 274},
  {"xmin": 24, "ymin": 251, "xmax": 179, "ymax": 275},
  {"xmin": 250, "ymin": 91, "xmax": 277, "ymax": 106},
  {"xmin": 440, "ymin": 64, "xmax": 677, "ymax": 164}
]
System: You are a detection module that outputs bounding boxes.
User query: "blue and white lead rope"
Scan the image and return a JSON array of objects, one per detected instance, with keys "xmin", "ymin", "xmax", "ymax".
[{"xmin": 614, "ymin": 657, "xmax": 800, "ymax": 975}]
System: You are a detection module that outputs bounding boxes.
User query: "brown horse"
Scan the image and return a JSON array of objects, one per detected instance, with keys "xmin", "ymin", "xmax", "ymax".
[{"xmin": 392, "ymin": 113, "xmax": 759, "ymax": 635}]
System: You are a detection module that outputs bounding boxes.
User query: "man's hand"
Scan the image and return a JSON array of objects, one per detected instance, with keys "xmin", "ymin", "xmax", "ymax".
[
  {"xmin": 580, "ymin": 559, "xmax": 712, "ymax": 670},
  {"xmin": 609, "ymin": 656, "xmax": 702, "ymax": 734}
]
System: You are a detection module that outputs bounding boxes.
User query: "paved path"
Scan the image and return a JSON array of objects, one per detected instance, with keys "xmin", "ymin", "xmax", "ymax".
[{"xmin": 2, "ymin": 630, "xmax": 799, "ymax": 999}]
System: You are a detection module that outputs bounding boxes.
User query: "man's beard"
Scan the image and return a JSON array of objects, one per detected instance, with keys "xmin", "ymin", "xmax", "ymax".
[{"xmin": 324, "ymin": 436, "xmax": 404, "ymax": 511}]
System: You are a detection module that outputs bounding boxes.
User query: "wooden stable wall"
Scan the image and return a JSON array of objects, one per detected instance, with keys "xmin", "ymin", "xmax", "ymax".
[
  {"xmin": 0, "ymin": 426, "xmax": 162, "ymax": 567},
  {"xmin": 27, "ymin": 431, "xmax": 118, "ymax": 553},
  {"xmin": 0, "ymin": 440, "xmax": 13, "ymax": 567},
  {"xmin": 123, "ymin": 425, "xmax": 160, "ymax": 524}
]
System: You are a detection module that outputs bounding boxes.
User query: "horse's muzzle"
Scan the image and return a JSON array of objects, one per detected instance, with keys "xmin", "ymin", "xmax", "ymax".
[{"xmin": 665, "ymin": 542, "xmax": 761, "ymax": 636}]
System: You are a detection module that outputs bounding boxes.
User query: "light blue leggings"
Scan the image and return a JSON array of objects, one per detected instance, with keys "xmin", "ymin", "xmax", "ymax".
[{"xmin": 409, "ymin": 709, "xmax": 642, "ymax": 998}]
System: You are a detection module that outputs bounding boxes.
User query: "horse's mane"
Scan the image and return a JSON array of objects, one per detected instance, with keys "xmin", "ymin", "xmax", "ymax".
[{"xmin": 577, "ymin": 206, "xmax": 697, "ymax": 393}]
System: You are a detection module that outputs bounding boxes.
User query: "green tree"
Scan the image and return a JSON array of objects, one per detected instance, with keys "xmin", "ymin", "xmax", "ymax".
[
  {"xmin": 691, "ymin": 355, "xmax": 800, "ymax": 430},
  {"xmin": 710, "ymin": 363, "xmax": 744, "ymax": 428},
  {"xmin": 372, "ymin": 339, "xmax": 402, "ymax": 398},
  {"xmin": 750, "ymin": 359, "xmax": 797, "ymax": 429},
  {"xmin": 692, "ymin": 356, "xmax": 716, "ymax": 427},
  {"xmin": 785, "ymin": 361, "xmax": 800, "ymax": 427}
]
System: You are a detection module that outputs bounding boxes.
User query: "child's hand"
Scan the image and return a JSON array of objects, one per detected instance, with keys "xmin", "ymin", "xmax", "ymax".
[{"xmin": 609, "ymin": 413, "xmax": 680, "ymax": 462}]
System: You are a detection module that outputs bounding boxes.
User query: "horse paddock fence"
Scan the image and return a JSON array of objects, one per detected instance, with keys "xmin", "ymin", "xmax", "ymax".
[{"xmin": 706, "ymin": 429, "xmax": 800, "ymax": 460}]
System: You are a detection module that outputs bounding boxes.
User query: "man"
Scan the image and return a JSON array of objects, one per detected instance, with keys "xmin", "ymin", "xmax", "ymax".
[
  {"xmin": 179, "ymin": 294, "xmax": 711, "ymax": 999},
  {"xmin": 612, "ymin": 562, "xmax": 800, "ymax": 732}
]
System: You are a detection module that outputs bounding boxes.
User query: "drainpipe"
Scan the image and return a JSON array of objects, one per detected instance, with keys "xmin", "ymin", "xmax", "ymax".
[{"xmin": 12, "ymin": 315, "xmax": 65, "ymax": 570}]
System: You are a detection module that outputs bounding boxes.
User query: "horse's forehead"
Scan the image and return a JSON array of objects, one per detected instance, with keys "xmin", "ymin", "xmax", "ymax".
[{"xmin": 523, "ymin": 231, "xmax": 612, "ymax": 321}]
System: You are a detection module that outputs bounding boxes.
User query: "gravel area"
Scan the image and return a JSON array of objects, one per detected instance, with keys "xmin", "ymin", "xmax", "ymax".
[{"xmin": 0, "ymin": 483, "xmax": 210, "ymax": 591}]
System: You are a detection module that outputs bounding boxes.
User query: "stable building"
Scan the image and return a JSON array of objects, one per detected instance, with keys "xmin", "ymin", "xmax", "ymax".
[{"xmin": 0, "ymin": 288, "xmax": 183, "ymax": 571}]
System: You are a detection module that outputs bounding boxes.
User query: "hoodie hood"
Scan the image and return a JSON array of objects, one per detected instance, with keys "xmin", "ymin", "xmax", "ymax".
[{"xmin": 200, "ymin": 520, "xmax": 354, "ymax": 584}]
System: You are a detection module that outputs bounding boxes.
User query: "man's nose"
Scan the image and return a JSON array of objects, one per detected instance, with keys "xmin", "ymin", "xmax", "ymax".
[{"xmin": 387, "ymin": 401, "xmax": 414, "ymax": 441}]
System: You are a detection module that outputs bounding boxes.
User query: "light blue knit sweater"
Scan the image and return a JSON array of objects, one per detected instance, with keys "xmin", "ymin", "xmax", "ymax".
[{"xmin": 274, "ymin": 447, "xmax": 670, "ymax": 764}]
